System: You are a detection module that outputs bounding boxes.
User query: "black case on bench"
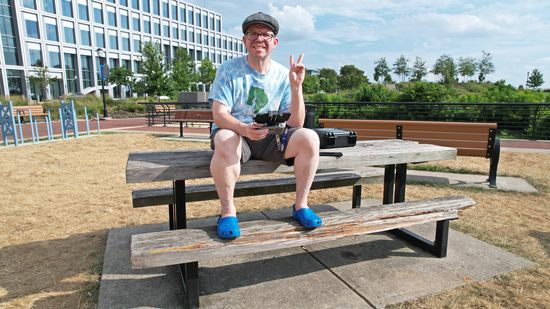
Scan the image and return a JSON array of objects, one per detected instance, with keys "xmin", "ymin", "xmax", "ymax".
[{"xmin": 314, "ymin": 128, "xmax": 357, "ymax": 149}]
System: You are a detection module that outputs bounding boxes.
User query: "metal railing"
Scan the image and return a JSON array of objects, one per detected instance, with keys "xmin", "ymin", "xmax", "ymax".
[{"xmin": 306, "ymin": 102, "xmax": 550, "ymax": 140}]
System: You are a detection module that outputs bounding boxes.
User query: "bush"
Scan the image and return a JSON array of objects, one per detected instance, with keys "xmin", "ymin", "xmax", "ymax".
[
  {"xmin": 354, "ymin": 84, "xmax": 397, "ymax": 102},
  {"xmin": 399, "ymin": 82, "xmax": 454, "ymax": 102}
]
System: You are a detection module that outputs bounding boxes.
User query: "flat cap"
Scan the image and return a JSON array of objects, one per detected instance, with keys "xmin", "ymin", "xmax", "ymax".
[{"xmin": 242, "ymin": 12, "xmax": 279, "ymax": 35}]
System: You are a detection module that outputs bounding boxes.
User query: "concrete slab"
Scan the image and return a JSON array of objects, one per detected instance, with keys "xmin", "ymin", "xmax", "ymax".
[
  {"xmin": 407, "ymin": 170, "xmax": 537, "ymax": 193},
  {"xmin": 305, "ymin": 222, "xmax": 534, "ymax": 308},
  {"xmin": 98, "ymin": 200, "xmax": 534, "ymax": 308}
]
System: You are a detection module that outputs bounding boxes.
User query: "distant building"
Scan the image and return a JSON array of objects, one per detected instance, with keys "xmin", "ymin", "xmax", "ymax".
[{"xmin": 0, "ymin": 0, "xmax": 245, "ymax": 100}]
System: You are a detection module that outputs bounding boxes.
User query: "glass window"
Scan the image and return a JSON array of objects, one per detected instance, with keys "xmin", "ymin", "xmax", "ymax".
[
  {"xmin": 121, "ymin": 12, "xmax": 128, "ymax": 29},
  {"xmin": 28, "ymin": 43, "xmax": 42, "ymax": 66},
  {"xmin": 78, "ymin": 0, "xmax": 89, "ymax": 20},
  {"xmin": 203, "ymin": 33, "xmax": 207, "ymax": 45},
  {"xmin": 119, "ymin": 0, "xmax": 127, "ymax": 6},
  {"xmin": 195, "ymin": 31, "xmax": 200, "ymax": 44},
  {"xmin": 162, "ymin": 0, "xmax": 168, "ymax": 18},
  {"xmin": 22, "ymin": 0, "xmax": 36, "ymax": 9},
  {"xmin": 133, "ymin": 36, "xmax": 141, "ymax": 51},
  {"xmin": 210, "ymin": 16, "xmax": 214, "ymax": 30},
  {"xmin": 109, "ymin": 31, "xmax": 118, "ymax": 49},
  {"xmin": 62, "ymin": 0, "xmax": 73, "ymax": 17},
  {"xmin": 203, "ymin": 14, "xmax": 207, "ymax": 29},
  {"xmin": 188, "ymin": 29, "xmax": 194, "ymax": 43},
  {"xmin": 81, "ymin": 55, "xmax": 94, "ymax": 88},
  {"xmin": 95, "ymin": 30, "xmax": 105, "ymax": 48},
  {"xmin": 195, "ymin": 12, "xmax": 200, "ymax": 27},
  {"xmin": 49, "ymin": 78, "xmax": 63, "ymax": 98},
  {"xmin": 143, "ymin": 19, "xmax": 151, "ymax": 33},
  {"xmin": 216, "ymin": 19, "xmax": 221, "ymax": 32},
  {"xmin": 188, "ymin": 9, "xmax": 193, "ymax": 24},
  {"xmin": 132, "ymin": 15, "xmax": 140, "ymax": 31},
  {"xmin": 65, "ymin": 53, "xmax": 78, "ymax": 93},
  {"xmin": 48, "ymin": 47, "xmax": 61, "ymax": 68},
  {"xmin": 24, "ymin": 15, "xmax": 40, "ymax": 39},
  {"xmin": 121, "ymin": 35, "xmax": 130, "ymax": 51},
  {"xmin": 106, "ymin": 0, "xmax": 114, "ymax": 2},
  {"xmin": 45, "ymin": 19, "xmax": 58, "ymax": 41},
  {"xmin": 134, "ymin": 60, "xmax": 142, "ymax": 73},
  {"xmin": 80, "ymin": 25, "xmax": 91, "ymax": 45},
  {"xmin": 141, "ymin": 0, "xmax": 149, "ymax": 12},
  {"xmin": 172, "ymin": 25, "xmax": 178, "ymax": 39},
  {"xmin": 43, "ymin": 0, "xmax": 56, "ymax": 13},
  {"xmin": 163, "ymin": 23, "xmax": 169, "ymax": 38},
  {"xmin": 171, "ymin": 3, "xmax": 177, "ymax": 20},
  {"xmin": 180, "ymin": 7, "xmax": 185, "ymax": 23},
  {"xmin": 180, "ymin": 28, "xmax": 186, "ymax": 41},
  {"xmin": 93, "ymin": 2, "xmax": 102, "ymax": 23},
  {"xmin": 152, "ymin": 0, "xmax": 159, "ymax": 15},
  {"xmin": 107, "ymin": 8, "xmax": 116, "ymax": 27},
  {"xmin": 63, "ymin": 22, "xmax": 76, "ymax": 44},
  {"xmin": 131, "ymin": 0, "xmax": 138, "ymax": 9},
  {"xmin": 153, "ymin": 19, "xmax": 160, "ymax": 35}
]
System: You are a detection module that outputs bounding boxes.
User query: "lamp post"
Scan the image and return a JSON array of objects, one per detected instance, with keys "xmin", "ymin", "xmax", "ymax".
[{"xmin": 96, "ymin": 48, "xmax": 109, "ymax": 119}]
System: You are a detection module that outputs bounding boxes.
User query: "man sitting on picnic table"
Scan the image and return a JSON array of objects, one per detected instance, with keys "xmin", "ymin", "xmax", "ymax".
[{"xmin": 209, "ymin": 12, "xmax": 322, "ymax": 239}]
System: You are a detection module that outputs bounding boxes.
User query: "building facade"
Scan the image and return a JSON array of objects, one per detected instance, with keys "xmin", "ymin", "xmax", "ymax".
[{"xmin": 0, "ymin": 0, "xmax": 245, "ymax": 100}]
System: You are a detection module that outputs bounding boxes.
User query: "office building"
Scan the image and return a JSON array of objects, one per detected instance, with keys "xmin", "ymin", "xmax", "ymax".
[{"xmin": 0, "ymin": 0, "xmax": 245, "ymax": 99}]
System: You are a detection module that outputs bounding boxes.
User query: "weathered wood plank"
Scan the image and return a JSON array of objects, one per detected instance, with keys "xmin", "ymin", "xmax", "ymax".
[
  {"xmin": 131, "ymin": 196, "xmax": 475, "ymax": 268},
  {"xmin": 132, "ymin": 168, "xmax": 384, "ymax": 207},
  {"xmin": 126, "ymin": 140, "xmax": 457, "ymax": 183}
]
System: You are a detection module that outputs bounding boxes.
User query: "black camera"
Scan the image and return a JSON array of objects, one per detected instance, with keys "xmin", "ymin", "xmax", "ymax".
[{"xmin": 254, "ymin": 111, "xmax": 290, "ymax": 134}]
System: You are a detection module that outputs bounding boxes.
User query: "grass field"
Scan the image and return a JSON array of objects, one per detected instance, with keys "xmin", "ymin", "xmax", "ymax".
[{"xmin": 0, "ymin": 133, "xmax": 548, "ymax": 308}]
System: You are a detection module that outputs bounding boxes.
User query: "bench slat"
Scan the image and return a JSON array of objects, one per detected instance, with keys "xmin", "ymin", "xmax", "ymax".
[
  {"xmin": 131, "ymin": 196, "xmax": 475, "ymax": 268},
  {"xmin": 132, "ymin": 169, "xmax": 384, "ymax": 208}
]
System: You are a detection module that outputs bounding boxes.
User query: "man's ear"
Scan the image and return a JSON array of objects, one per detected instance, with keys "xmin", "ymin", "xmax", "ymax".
[{"xmin": 273, "ymin": 38, "xmax": 279, "ymax": 46}]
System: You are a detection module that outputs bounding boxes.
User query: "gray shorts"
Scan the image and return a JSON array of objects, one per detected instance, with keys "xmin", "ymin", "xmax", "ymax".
[{"xmin": 210, "ymin": 128, "xmax": 300, "ymax": 166}]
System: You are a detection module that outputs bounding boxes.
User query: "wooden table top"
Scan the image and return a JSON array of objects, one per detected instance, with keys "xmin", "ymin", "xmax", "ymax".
[{"xmin": 126, "ymin": 139, "xmax": 457, "ymax": 183}]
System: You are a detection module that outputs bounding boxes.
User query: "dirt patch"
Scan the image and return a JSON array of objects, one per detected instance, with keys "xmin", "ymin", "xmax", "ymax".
[{"xmin": 0, "ymin": 133, "xmax": 548, "ymax": 308}]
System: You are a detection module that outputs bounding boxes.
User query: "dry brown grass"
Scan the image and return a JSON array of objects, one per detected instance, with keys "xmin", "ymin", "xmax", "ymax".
[{"xmin": 0, "ymin": 133, "xmax": 548, "ymax": 308}]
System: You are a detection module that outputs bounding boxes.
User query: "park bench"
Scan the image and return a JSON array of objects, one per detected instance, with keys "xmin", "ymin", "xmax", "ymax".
[
  {"xmin": 125, "ymin": 140, "xmax": 473, "ymax": 308},
  {"xmin": 171, "ymin": 110, "xmax": 214, "ymax": 137},
  {"xmin": 12, "ymin": 105, "xmax": 47, "ymax": 122},
  {"xmin": 319, "ymin": 119, "xmax": 500, "ymax": 187},
  {"xmin": 141, "ymin": 103, "xmax": 178, "ymax": 126}
]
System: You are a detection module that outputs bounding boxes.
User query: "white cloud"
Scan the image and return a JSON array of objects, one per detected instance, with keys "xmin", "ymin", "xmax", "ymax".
[{"xmin": 268, "ymin": 4, "xmax": 316, "ymax": 41}]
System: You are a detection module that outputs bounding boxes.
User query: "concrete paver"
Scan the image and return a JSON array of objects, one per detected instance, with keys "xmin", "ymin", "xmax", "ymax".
[{"xmin": 98, "ymin": 199, "xmax": 534, "ymax": 308}]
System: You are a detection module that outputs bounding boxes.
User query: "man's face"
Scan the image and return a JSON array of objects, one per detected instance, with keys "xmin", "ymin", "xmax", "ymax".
[{"xmin": 243, "ymin": 24, "xmax": 278, "ymax": 60}]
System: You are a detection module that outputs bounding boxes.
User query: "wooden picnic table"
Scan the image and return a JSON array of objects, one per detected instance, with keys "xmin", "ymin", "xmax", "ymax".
[{"xmin": 126, "ymin": 139, "xmax": 459, "ymax": 307}]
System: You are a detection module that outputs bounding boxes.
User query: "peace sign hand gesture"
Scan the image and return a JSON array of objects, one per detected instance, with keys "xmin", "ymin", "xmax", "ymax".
[{"xmin": 289, "ymin": 53, "xmax": 305, "ymax": 88}]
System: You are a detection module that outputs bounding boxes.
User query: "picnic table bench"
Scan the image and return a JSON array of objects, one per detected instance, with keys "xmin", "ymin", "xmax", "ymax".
[
  {"xmin": 125, "ymin": 139, "xmax": 474, "ymax": 308},
  {"xmin": 319, "ymin": 119, "xmax": 500, "ymax": 187}
]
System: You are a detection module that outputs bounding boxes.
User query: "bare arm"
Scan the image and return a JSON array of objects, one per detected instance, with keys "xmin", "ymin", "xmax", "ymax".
[
  {"xmin": 212, "ymin": 101, "xmax": 268, "ymax": 140},
  {"xmin": 286, "ymin": 54, "xmax": 306, "ymax": 128}
]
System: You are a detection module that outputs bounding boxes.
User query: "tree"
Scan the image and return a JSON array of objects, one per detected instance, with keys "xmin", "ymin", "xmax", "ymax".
[
  {"xmin": 457, "ymin": 56, "xmax": 477, "ymax": 82},
  {"xmin": 477, "ymin": 50, "xmax": 495, "ymax": 82},
  {"xmin": 303, "ymin": 74, "xmax": 320, "ymax": 94},
  {"xmin": 171, "ymin": 47, "xmax": 196, "ymax": 93},
  {"xmin": 373, "ymin": 57, "xmax": 392, "ymax": 84},
  {"xmin": 198, "ymin": 58, "xmax": 216, "ymax": 91},
  {"xmin": 432, "ymin": 54, "xmax": 457, "ymax": 84},
  {"xmin": 393, "ymin": 55, "xmax": 410, "ymax": 82},
  {"xmin": 28, "ymin": 64, "xmax": 58, "ymax": 101},
  {"xmin": 338, "ymin": 65, "xmax": 368, "ymax": 90},
  {"xmin": 410, "ymin": 56, "xmax": 428, "ymax": 82},
  {"xmin": 108, "ymin": 66, "xmax": 134, "ymax": 97},
  {"xmin": 526, "ymin": 68, "xmax": 544, "ymax": 89},
  {"xmin": 140, "ymin": 41, "xmax": 171, "ymax": 97},
  {"xmin": 318, "ymin": 68, "xmax": 338, "ymax": 93}
]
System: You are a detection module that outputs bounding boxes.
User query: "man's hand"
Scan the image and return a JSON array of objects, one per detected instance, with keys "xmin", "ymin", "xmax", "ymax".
[
  {"xmin": 289, "ymin": 54, "xmax": 305, "ymax": 88},
  {"xmin": 242, "ymin": 123, "xmax": 268, "ymax": 140}
]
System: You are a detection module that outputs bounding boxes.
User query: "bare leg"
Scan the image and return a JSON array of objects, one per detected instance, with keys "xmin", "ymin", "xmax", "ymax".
[
  {"xmin": 284, "ymin": 128, "xmax": 320, "ymax": 210},
  {"xmin": 210, "ymin": 129, "xmax": 242, "ymax": 217}
]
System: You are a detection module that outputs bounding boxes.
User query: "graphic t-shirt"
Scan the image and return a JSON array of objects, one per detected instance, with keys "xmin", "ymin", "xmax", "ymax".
[{"xmin": 208, "ymin": 56, "xmax": 291, "ymax": 132}]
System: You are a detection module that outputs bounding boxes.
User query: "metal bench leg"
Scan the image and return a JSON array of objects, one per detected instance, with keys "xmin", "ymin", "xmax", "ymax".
[
  {"xmin": 174, "ymin": 180, "xmax": 200, "ymax": 307},
  {"xmin": 168, "ymin": 204, "xmax": 175, "ymax": 230},
  {"xmin": 180, "ymin": 122, "xmax": 184, "ymax": 137},
  {"xmin": 394, "ymin": 163, "xmax": 407, "ymax": 203},
  {"xmin": 352, "ymin": 185, "xmax": 362, "ymax": 208},
  {"xmin": 488, "ymin": 137, "xmax": 500, "ymax": 188},
  {"xmin": 383, "ymin": 165, "xmax": 395, "ymax": 204}
]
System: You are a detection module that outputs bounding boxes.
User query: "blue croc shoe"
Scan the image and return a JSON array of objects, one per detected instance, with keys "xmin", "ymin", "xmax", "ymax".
[
  {"xmin": 217, "ymin": 216, "xmax": 240, "ymax": 239},
  {"xmin": 292, "ymin": 205, "xmax": 323, "ymax": 229}
]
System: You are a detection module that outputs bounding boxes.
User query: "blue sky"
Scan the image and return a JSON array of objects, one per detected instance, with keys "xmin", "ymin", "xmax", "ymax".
[{"xmin": 188, "ymin": 0, "xmax": 549, "ymax": 88}]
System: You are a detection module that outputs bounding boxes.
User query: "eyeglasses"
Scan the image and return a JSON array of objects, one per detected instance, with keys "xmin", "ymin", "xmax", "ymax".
[{"xmin": 245, "ymin": 32, "xmax": 275, "ymax": 41}]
